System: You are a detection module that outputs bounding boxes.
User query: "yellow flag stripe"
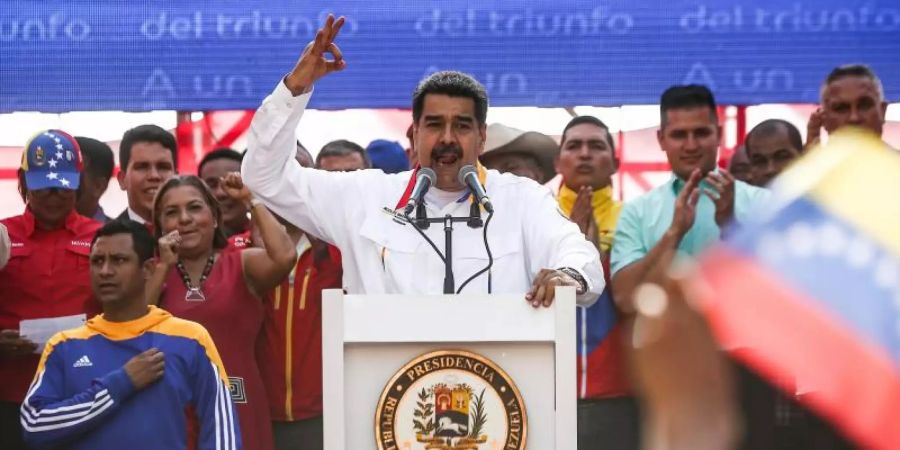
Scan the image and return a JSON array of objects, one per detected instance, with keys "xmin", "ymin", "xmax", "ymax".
[{"xmin": 802, "ymin": 130, "xmax": 900, "ymax": 256}]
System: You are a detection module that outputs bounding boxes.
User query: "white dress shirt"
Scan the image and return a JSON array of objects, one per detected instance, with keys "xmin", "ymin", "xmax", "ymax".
[
  {"xmin": 242, "ymin": 81, "xmax": 604, "ymax": 306},
  {"xmin": 126, "ymin": 207, "xmax": 147, "ymax": 225}
]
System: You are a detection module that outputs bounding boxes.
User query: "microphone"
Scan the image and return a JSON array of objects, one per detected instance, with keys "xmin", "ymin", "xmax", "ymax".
[
  {"xmin": 403, "ymin": 168, "xmax": 436, "ymax": 216},
  {"xmin": 457, "ymin": 165, "xmax": 493, "ymax": 213}
]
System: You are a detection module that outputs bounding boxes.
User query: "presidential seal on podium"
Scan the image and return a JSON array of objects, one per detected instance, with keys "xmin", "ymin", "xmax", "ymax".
[{"xmin": 374, "ymin": 350, "xmax": 527, "ymax": 450}]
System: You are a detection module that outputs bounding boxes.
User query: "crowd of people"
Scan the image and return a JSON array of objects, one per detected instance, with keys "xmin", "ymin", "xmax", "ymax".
[{"xmin": 0, "ymin": 15, "xmax": 894, "ymax": 450}]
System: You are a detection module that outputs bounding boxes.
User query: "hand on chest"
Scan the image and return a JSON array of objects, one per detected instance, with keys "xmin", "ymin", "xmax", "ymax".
[{"xmin": 62, "ymin": 337, "xmax": 192, "ymax": 397}]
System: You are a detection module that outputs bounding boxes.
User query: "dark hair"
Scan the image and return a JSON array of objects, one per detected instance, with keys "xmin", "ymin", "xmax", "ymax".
[
  {"xmin": 560, "ymin": 116, "xmax": 616, "ymax": 158},
  {"xmin": 197, "ymin": 147, "xmax": 242, "ymax": 176},
  {"xmin": 75, "ymin": 137, "xmax": 114, "ymax": 180},
  {"xmin": 151, "ymin": 175, "xmax": 227, "ymax": 250},
  {"xmin": 745, "ymin": 119, "xmax": 803, "ymax": 155},
  {"xmin": 315, "ymin": 139, "xmax": 371, "ymax": 168},
  {"xmin": 295, "ymin": 143, "xmax": 313, "ymax": 168},
  {"xmin": 119, "ymin": 124, "xmax": 177, "ymax": 173},
  {"xmin": 92, "ymin": 219, "xmax": 157, "ymax": 264},
  {"xmin": 820, "ymin": 64, "xmax": 884, "ymax": 102},
  {"xmin": 660, "ymin": 85, "xmax": 718, "ymax": 127},
  {"xmin": 412, "ymin": 71, "xmax": 489, "ymax": 126}
]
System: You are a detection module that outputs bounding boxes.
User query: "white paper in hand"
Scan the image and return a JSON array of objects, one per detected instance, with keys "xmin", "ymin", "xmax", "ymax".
[{"xmin": 19, "ymin": 314, "xmax": 87, "ymax": 353}]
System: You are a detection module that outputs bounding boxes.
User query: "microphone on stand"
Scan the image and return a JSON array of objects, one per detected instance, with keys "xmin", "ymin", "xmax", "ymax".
[
  {"xmin": 403, "ymin": 168, "xmax": 436, "ymax": 216},
  {"xmin": 457, "ymin": 165, "xmax": 493, "ymax": 213}
]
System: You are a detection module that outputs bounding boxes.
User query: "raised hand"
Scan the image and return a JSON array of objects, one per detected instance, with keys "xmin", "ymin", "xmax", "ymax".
[
  {"xmin": 702, "ymin": 169, "xmax": 736, "ymax": 228},
  {"xmin": 157, "ymin": 231, "xmax": 181, "ymax": 266},
  {"xmin": 669, "ymin": 169, "xmax": 702, "ymax": 239},
  {"xmin": 627, "ymin": 271, "xmax": 739, "ymax": 450},
  {"xmin": 284, "ymin": 14, "xmax": 347, "ymax": 95},
  {"xmin": 569, "ymin": 186, "xmax": 595, "ymax": 237},
  {"xmin": 806, "ymin": 107, "xmax": 824, "ymax": 150},
  {"xmin": 221, "ymin": 172, "xmax": 253, "ymax": 207}
]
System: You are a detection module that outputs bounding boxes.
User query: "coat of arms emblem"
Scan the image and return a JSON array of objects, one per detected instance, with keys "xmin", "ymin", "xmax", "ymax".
[{"xmin": 374, "ymin": 350, "xmax": 526, "ymax": 450}]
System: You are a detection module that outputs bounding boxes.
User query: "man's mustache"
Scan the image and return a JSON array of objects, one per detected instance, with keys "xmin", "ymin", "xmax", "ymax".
[{"xmin": 431, "ymin": 145, "xmax": 463, "ymax": 159}]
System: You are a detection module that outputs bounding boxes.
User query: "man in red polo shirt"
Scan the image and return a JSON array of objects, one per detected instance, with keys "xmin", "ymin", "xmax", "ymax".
[
  {"xmin": 257, "ymin": 140, "xmax": 367, "ymax": 450},
  {"xmin": 0, "ymin": 130, "xmax": 100, "ymax": 450}
]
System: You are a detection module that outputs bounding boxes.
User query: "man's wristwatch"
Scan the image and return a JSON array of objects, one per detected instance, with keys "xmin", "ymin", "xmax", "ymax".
[{"xmin": 557, "ymin": 267, "xmax": 588, "ymax": 295}]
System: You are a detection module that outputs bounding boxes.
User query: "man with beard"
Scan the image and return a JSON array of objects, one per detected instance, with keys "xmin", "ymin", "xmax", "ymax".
[
  {"xmin": 115, "ymin": 125, "xmax": 178, "ymax": 228},
  {"xmin": 243, "ymin": 15, "xmax": 603, "ymax": 307}
]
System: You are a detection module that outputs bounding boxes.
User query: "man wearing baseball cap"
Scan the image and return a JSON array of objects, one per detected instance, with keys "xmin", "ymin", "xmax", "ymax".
[{"xmin": 0, "ymin": 130, "xmax": 101, "ymax": 450}]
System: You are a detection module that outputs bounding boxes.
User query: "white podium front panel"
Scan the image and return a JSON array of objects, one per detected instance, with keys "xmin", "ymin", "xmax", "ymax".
[
  {"xmin": 344, "ymin": 342, "xmax": 555, "ymax": 450},
  {"xmin": 323, "ymin": 289, "xmax": 576, "ymax": 450}
]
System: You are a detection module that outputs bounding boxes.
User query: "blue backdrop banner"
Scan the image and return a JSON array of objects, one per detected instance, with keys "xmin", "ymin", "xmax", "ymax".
[{"xmin": 1, "ymin": 0, "xmax": 898, "ymax": 112}]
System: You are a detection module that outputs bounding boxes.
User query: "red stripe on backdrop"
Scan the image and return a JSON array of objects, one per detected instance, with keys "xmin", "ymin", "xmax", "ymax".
[
  {"xmin": 213, "ymin": 111, "xmax": 255, "ymax": 149},
  {"xmin": 692, "ymin": 246, "xmax": 900, "ymax": 450},
  {"xmin": 735, "ymin": 105, "xmax": 747, "ymax": 147}
]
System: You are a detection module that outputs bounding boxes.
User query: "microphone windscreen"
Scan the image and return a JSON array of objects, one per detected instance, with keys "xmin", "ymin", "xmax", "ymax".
[
  {"xmin": 419, "ymin": 167, "xmax": 437, "ymax": 184},
  {"xmin": 456, "ymin": 165, "xmax": 477, "ymax": 185}
]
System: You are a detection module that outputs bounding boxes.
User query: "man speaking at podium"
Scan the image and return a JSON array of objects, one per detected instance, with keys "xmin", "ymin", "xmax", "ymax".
[{"xmin": 243, "ymin": 16, "xmax": 603, "ymax": 307}]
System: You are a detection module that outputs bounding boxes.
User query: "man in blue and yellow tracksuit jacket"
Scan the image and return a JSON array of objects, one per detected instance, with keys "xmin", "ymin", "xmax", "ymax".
[{"xmin": 20, "ymin": 220, "xmax": 241, "ymax": 450}]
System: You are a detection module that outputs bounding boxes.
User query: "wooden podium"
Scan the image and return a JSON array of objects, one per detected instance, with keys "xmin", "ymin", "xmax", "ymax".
[{"xmin": 322, "ymin": 287, "xmax": 576, "ymax": 450}]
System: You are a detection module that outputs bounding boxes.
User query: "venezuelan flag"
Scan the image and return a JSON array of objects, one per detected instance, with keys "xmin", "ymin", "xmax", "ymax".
[{"xmin": 690, "ymin": 129, "xmax": 900, "ymax": 449}]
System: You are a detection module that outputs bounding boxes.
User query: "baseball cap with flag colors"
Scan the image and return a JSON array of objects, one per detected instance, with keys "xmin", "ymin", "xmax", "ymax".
[{"xmin": 20, "ymin": 130, "xmax": 82, "ymax": 191}]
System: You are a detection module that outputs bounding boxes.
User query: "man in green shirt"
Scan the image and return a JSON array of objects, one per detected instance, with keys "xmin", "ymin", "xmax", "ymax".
[{"xmin": 610, "ymin": 85, "xmax": 768, "ymax": 312}]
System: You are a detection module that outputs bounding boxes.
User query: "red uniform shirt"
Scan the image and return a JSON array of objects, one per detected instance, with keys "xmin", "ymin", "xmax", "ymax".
[
  {"xmin": 226, "ymin": 230, "xmax": 252, "ymax": 250},
  {"xmin": 0, "ymin": 209, "xmax": 100, "ymax": 402},
  {"xmin": 257, "ymin": 239, "xmax": 342, "ymax": 421}
]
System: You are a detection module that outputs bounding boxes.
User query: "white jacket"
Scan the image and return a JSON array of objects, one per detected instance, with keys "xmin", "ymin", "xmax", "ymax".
[{"xmin": 242, "ymin": 81, "xmax": 603, "ymax": 306}]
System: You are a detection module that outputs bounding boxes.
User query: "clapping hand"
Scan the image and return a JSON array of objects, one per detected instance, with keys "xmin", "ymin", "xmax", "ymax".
[
  {"xmin": 669, "ymin": 169, "xmax": 702, "ymax": 239},
  {"xmin": 702, "ymin": 170, "xmax": 736, "ymax": 229}
]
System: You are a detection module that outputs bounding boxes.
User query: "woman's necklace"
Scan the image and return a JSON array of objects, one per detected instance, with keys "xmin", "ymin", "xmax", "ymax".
[{"xmin": 175, "ymin": 253, "xmax": 216, "ymax": 302}]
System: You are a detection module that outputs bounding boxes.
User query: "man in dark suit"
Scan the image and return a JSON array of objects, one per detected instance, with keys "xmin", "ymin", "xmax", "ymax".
[{"xmin": 115, "ymin": 125, "xmax": 177, "ymax": 228}]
